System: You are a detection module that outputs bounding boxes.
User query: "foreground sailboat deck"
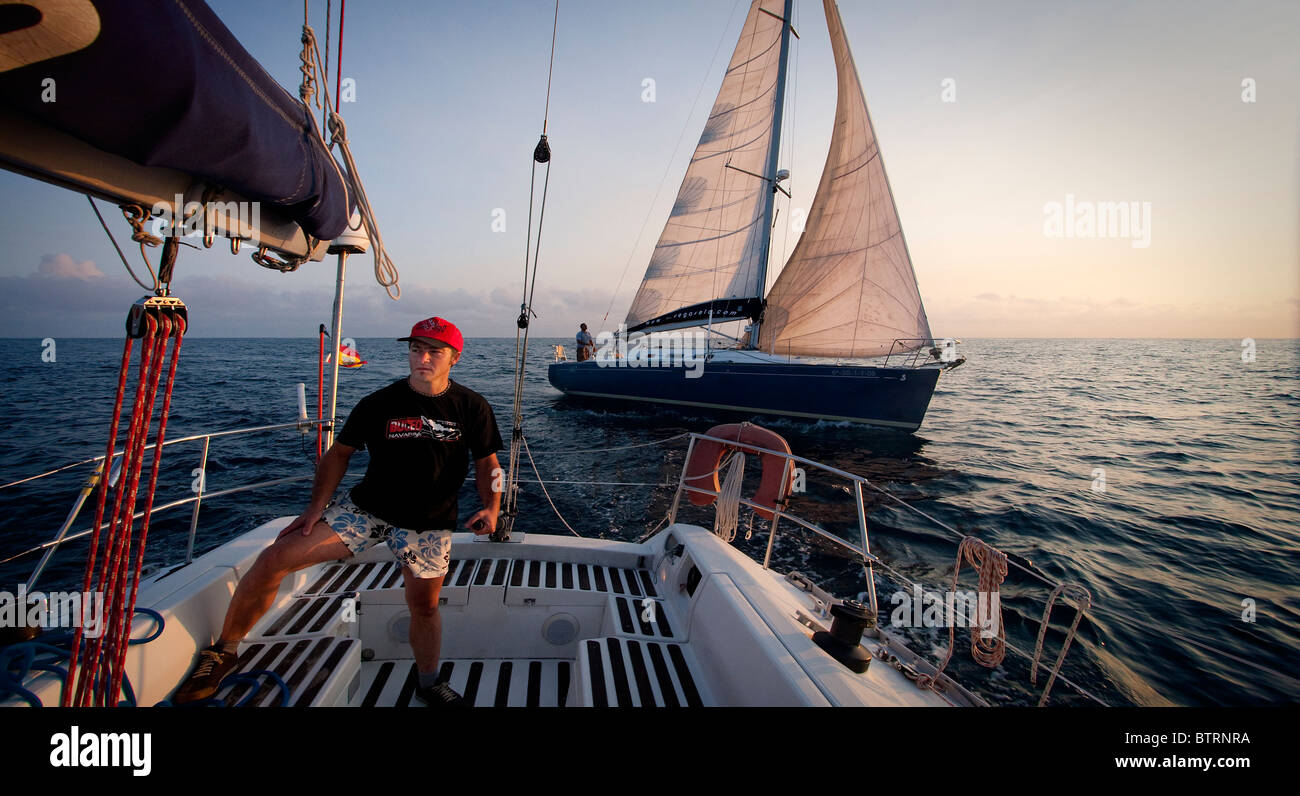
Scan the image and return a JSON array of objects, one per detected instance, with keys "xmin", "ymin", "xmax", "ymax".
[
  {"xmin": 95, "ymin": 521, "xmax": 965, "ymax": 708},
  {"xmin": 5, "ymin": 426, "xmax": 1096, "ymax": 708},
  {"xmin": 5, "ymin": 432, "xmax": 984, "ymax": 708}
]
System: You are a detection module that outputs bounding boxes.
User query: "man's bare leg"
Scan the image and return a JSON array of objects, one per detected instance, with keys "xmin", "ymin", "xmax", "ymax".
[
  {"xmin": 402, "ymin": 567, "xmax": 445, "ymax": 677},
  {"xmin": 217, "ymin": 520, "xmax": 352, "ymax": 644},
  {"xmin": 173, "ymin": 520, "xmax": 352, "ymax": 703}
]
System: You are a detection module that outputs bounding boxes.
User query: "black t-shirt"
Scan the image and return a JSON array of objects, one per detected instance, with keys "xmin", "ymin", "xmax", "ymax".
[{"xmin": 336, "ymin": 378, "xmax": 503, "ymax": 530}]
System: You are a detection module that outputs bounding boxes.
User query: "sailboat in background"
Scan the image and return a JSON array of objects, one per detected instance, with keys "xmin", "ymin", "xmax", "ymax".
[{"xmin": 549, "ymin": 0, "xmax": 964, "ymax": 431}]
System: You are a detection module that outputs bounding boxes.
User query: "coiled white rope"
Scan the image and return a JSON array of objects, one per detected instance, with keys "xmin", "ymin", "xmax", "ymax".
[
  {"xmin": 713, "ymin": 452, "xmax": 745, "ymax": 543},
  {"xmin": 297, "ymin": 22, "xmax": 400, "ymax": 298}
]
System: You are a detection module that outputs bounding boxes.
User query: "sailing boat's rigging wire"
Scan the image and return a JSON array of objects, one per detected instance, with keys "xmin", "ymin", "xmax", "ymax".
[
  {"xmin": 600, "ymin": 0, "xmax": 746, "ymax": 328},
  {"xmin": 87, "ymin": 196, "xmax": 158, "ymax": 293},
  {"xmin": 520, "ymin": 434, "xmax": 581, "ymax": 538},
  {"xmin": 501, "ymin": 0, "xmax": 561, "ymax": 538},
  {"xmin": 526, "ymin": 432, "xmax": 691, "ymax": 455},
  {"xmin": 541, "ymin": 0, "xmax": 558, "ymax": 134}
]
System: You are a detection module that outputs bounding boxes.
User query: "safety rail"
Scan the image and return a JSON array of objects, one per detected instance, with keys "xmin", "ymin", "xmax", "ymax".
[
  {"xmin": 2, "ymin": 419, "xmax": 333, "ymax": 590},
  {"xmin": 666, "ymin": 432, "xmax": 883, "ymax": 617},
  {"xmin": 663, "ymin": 431, "xmax": 1104, "ymax": 707},
  {"xmin": 880, "ymin": 338, "xmax": 962, "ymax": 368}
]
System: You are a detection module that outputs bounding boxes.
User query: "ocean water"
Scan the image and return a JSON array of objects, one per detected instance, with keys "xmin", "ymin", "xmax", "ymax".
[{"xmin": 1, "ymin": 337, "xmax": 1296, "ymax": 707}]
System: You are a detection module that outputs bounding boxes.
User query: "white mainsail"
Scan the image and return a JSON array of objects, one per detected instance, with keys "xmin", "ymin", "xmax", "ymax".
[
  {"xmin": 624, "ymin": 0, "xmax": 787, "ymax": 331},
  {"xmin": 758, "ymin": 0, "xmax": 932, "ymax": 358}
]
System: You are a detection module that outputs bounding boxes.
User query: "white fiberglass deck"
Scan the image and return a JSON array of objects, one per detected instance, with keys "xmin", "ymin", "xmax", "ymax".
[{"xmin": 8, "ymin": 518, "xmax": 960, "ymax": 707}]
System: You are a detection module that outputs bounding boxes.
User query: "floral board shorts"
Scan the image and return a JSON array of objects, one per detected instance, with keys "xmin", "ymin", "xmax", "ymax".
[{"xmin": 320, "ymin": 497, "xmax": 453, "ymax": 579}]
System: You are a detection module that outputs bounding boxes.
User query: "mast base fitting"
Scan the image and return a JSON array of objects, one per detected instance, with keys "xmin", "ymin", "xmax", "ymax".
[
  {"xmin": 126, "ymin": 295, "xmax": 187, "ymax": 339},
  {"xmin": 812, "ymin": 599, "xmax": 876, "ymax": 673}
]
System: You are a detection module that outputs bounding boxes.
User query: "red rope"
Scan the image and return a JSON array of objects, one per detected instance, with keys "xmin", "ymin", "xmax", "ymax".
[
  {"xmin": 62, "ymin": 337, "xmax": 133, "ymax": 706},
  {"xmin": 75, "ymin": 314, "xmax": 159, "ymax": 706},
  {"xmin": 100, "ymin": 316, "xmax": 171, "ymax": 705},
  {"xmin": 109, "ymin": 315, "xmax": 185, "ymax": 703},
  {"xmin": 66, "ymin": 304, "xmax": 186, "ymax": 706},
  {"xmin": 104, "ymin": 315, "xmax": 166, "ymax": 702}
]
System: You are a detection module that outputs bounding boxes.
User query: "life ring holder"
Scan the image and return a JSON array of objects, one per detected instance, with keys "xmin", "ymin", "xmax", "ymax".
[{"xmin": 683, "ymin": 423, "xmax": 795, "ymax": 520}]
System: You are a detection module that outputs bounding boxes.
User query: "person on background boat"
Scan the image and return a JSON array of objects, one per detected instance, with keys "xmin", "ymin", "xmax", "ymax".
[
  {"xmin": 575, "ymin": 323, "xmax": 595, "ymax": 362},
  {"xmin": 172, "ymin": 316, "xmax": 503, "ymax": 707}
]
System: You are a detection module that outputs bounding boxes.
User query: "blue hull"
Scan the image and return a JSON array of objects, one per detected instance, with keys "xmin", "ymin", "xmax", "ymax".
[{"xmin": 547, "ymin": 360, "xmax": 941, "ymax": 430}]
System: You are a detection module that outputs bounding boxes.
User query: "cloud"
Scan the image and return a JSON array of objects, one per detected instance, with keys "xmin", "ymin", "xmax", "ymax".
[
  {"xmin": 37, "ymin": 253, "xmax": 103, "ymax": 280},
  {"xmin": 0, "ymin": 264, "xmax": 621, "ymax": 338}
]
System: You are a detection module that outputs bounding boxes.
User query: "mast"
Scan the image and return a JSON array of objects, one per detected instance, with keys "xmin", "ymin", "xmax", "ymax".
[
  {"xmin": 756, "ymin": 0, "xmax": 933, "ymax": 359},
  {"xmin": 748, "ymin": 0, "xmax": 795, "ymax": 348}
]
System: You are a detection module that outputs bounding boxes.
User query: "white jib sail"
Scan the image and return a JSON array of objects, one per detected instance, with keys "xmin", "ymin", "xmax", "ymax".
[
  {"xmin": 759, "ymin": 0, "xmax": 932, "ymax": 359},
  {"xmin": 624, "ymin": 0, "xmax": 786, "ymax": 331}
]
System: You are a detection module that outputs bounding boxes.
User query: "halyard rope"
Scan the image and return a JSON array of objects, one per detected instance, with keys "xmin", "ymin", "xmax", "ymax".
[{"xmin": 713, "ymin": 453, "xmax": 745, "ymax": 543}]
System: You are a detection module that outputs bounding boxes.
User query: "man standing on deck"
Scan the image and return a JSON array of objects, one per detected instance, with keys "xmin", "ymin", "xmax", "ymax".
[
  {"xmin": 172, "ymin": 316, "xmax": 503, "ymax": 707},
  {"xmin": 575, "ymin": 323, "xmax": 595, "ymax": 362}
]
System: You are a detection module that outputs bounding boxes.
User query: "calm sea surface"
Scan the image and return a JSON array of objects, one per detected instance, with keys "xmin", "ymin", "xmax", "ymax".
[{"xmin": 1, "ymin": 337, "xmax": 1296, "ymax": 706}]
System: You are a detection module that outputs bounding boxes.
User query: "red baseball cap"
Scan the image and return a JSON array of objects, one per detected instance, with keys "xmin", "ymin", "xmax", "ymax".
[{"xmin": 398, "ymin": 316, "xmax": 464, "ymax": 352}]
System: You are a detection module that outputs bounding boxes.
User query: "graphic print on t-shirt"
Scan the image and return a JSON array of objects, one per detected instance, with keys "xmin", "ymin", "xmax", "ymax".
[{"xmin": 386, "ymin": 416, "xmax": 462, "ymax": 441}]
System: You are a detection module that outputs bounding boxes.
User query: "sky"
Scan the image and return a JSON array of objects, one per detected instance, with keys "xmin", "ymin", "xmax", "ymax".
[{"xmin": 0, "ymin": 0, "xmax": 1296, "ymax": 339}]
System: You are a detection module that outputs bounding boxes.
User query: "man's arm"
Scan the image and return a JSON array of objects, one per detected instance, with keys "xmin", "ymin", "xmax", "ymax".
[
  {"xmin": 464, "ymin": 453, "xmax": 502, "ymax": 535},
  {"xmin": 278, "ymin": 442, "xmax": 356, "ymax": 538}
]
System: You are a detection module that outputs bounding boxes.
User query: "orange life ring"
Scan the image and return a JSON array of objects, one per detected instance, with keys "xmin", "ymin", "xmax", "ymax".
[{"xmin": 684, "ymin": 423, "xmax": 794, "ymax": 520}]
